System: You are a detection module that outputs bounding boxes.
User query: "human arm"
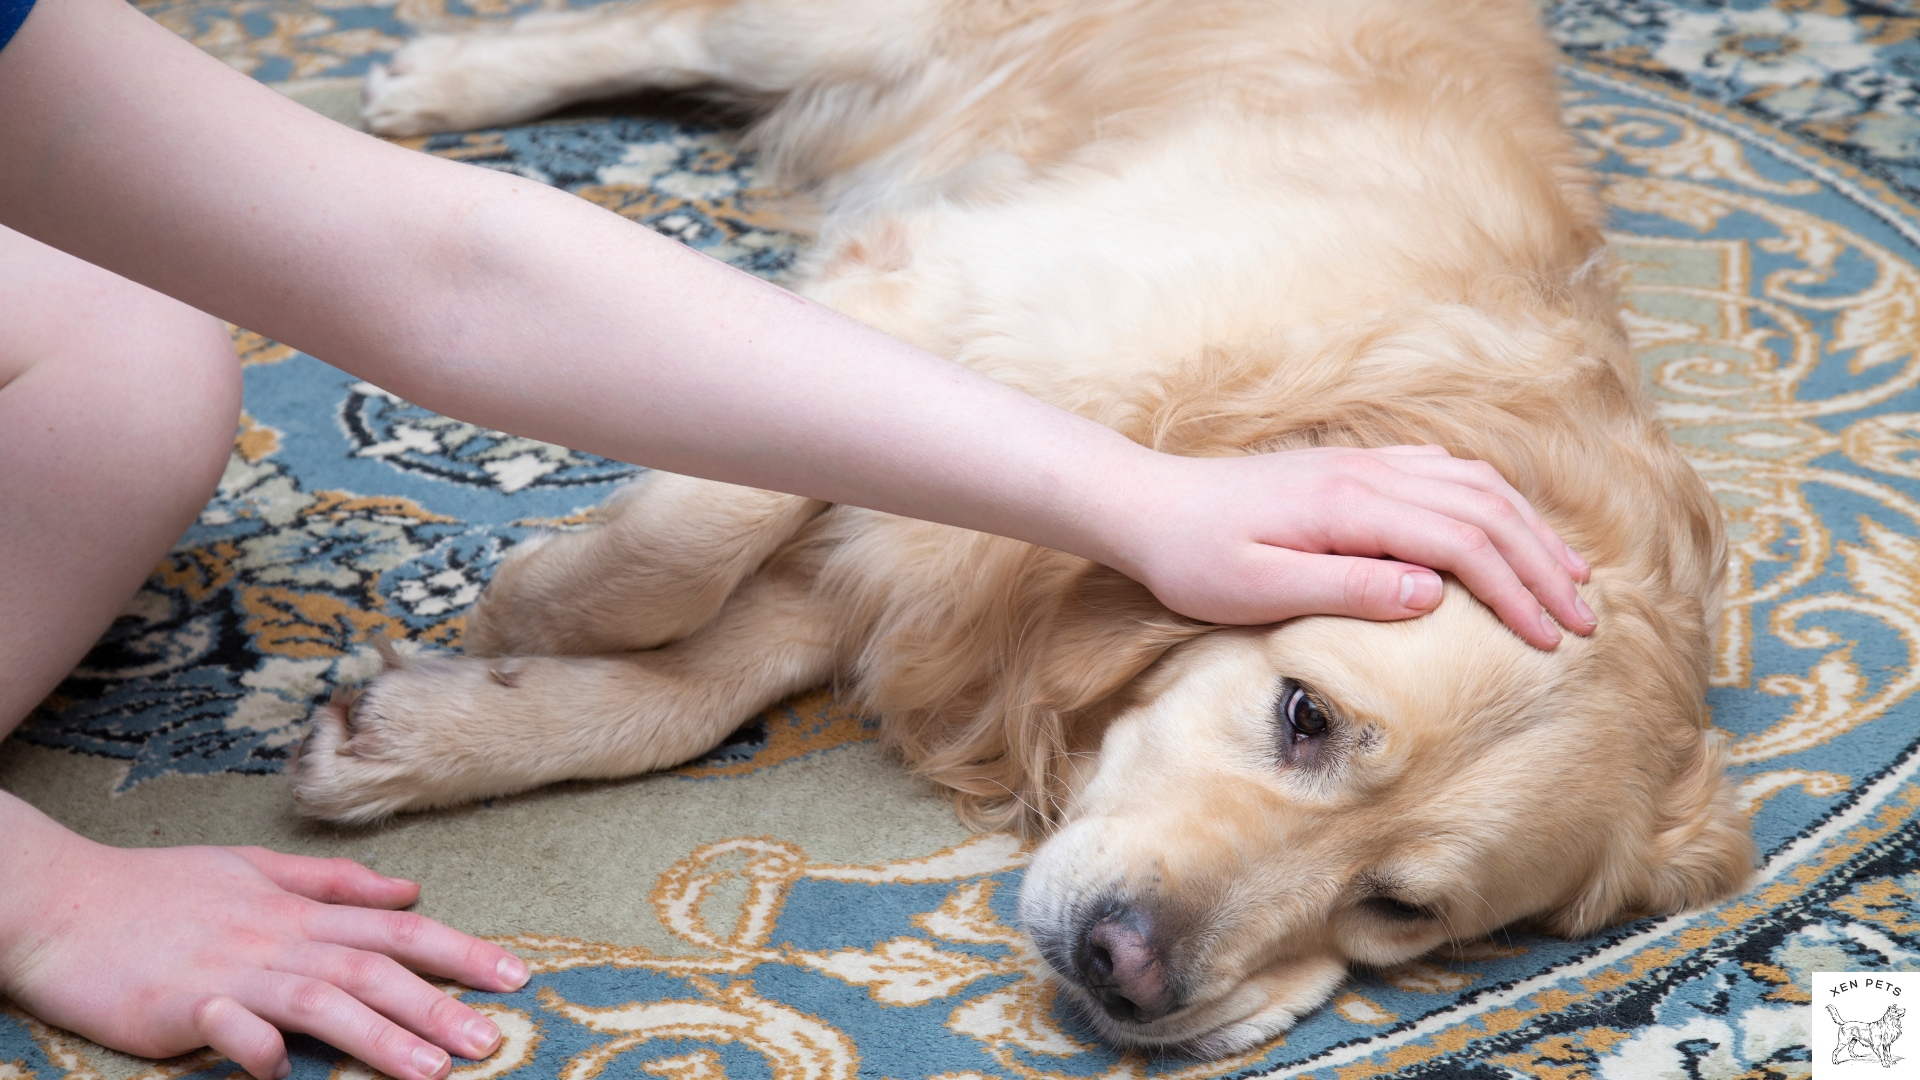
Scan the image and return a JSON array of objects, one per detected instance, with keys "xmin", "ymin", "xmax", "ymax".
[{"xmin": 0, "ymin": 0, "xmax": 1592, "ymax": 647}]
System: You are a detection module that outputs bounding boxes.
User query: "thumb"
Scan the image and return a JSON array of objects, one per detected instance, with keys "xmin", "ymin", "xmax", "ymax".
[
  {"xmin": 178, "ymin": 994, "xmax": 289, "ymax": 1080},
  {"xmin": 1219, "ymin": 549, "xmax": 1444, "ymax": 625}
]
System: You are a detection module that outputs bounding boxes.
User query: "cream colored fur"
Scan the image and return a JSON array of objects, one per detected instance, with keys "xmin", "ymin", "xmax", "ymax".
[{"xmin": 293, "ymin": 0, "xmax": 1756, "ymax": 1055}]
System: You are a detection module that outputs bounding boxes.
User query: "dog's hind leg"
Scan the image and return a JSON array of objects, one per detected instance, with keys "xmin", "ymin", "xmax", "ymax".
[
  {"xmin": 361, "ymin": 0, "xmax": 943, "ymax": 136},
  {"xmin": 465, "ymin": 472, "xmax": 824, "ymax": 658},
  {"xmin": 290, "ymin": 549, "xmax": 842, "ymax": 823}
]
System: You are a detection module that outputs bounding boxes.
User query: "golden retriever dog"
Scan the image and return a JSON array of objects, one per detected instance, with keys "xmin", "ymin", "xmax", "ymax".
[
  {"xmin": 1830, "ymin": 1003, "xmax": 1906, "ymax": 1068},
  {"xmin": 289, "ymin": 0, "xmax": 1757, "ymax": 1056}
]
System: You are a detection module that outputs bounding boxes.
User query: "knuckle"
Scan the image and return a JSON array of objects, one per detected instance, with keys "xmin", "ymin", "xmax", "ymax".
[
  {"xmin": 1320, "ymin": 475, "xmax": 1371, "ymax": 504},
  {"xmin": 425, "ymin": 994, "xmax": 471, "ymax": 1033},
  {"xmin": 385, "ymin": 910, "xmax": 429, "ymax": 950},
  {"xmin": 189, "ymin": 994, "xmax": 238, "ymax": 1032},
  {"xmin": 464, "ymin": 936, "xmax": 499, "ymax": 975},
  {"xmin": 363, "ymin": 1019, "xmax": 413, "ymax": 1062},
  {"xmin": 190, "ymin": 996, "xmax": 281, "ymax": 1064},
  {"xmin": 288, "ymin": 978, "xmax": 336, "ymax": 1020},
  {"xmin": 1464, "ymin": 459, "xmax": 1503, "ymax": 484},
  {"xmin": 269, "ymin": 893, "xmax": 314, "ymax": 927},
  {"xmin": 1477, "ymin": 493, "xmax": 1519, "ymax": 524},
  {"xmin": 325, "ymin": 857, "xmax": 367, "ymax": 892},
  {"xmin": 1341, "ymin": 560, "xmax": 1388, "ymax": 611},
  {"xmin": 1334, "ymin": 452, "xmax": 1388, "ymax": 477},
  {"xmin": 1450, "ymin": 523, "xmax": 1494, "ymax": 556},
  {"xmin": 340, "ymin": 950, "xmax": 397, "ymax": 991}
]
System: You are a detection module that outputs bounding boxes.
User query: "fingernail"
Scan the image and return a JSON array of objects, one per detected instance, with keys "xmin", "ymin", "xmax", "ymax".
[
  {"xmin": 465, "ymin": 1017, "xmax": 501, "ymax": 1055},
  {"xmin": 1566, "ymin": 544, "xmax": 1590, "ymax": 575},
  {"xmin": 412, "ymin": 1046, "xmax": 449, "ymax": 1080},
  {"xmin": 1575, "ymin": 594, "xmax": 1597, "ymax": 628},
  {"xmin": 1540, "ymin": 609, "xmax": 1562, "ymax": 643},
  {"xmin": 497, "ymin": 954, "xmax": 529, "ymax": 990},
  {"xmin": 275, "ymin": 1060, "xmax": 291, "ymax": 1080},
  {"xmin": 1399, "ymin": 570, "xmax": 1442, "ymax": 610}
]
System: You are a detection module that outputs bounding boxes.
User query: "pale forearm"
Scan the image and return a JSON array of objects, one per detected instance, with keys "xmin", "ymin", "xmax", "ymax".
[
  {"xmin": 0, "ymin": 0, "xmax": 1147, "ymax": 571},
  {"xmin": 361, "ymin": 182, "xmax": 1155, "ymax": 562}
]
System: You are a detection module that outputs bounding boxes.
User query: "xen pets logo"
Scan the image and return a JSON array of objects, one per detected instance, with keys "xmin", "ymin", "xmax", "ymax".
[{"xmin": 1813, "ymin": 971, "xmax": 1917, "ymax": 1075}]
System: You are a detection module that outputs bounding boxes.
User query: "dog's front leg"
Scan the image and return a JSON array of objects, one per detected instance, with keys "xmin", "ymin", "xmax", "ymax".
[{"xmin": 289, "ymin": 569, "xmax": 840, "ymax": 823}]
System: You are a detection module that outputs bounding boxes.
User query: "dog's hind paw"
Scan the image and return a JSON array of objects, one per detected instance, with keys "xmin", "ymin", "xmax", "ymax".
[
  {"xmin": 361, "ymin": 37, "xmax": 473, "ymax": 137},
  {"xmin": 361, "ymin": 35, "xmax": 543, "ymax": 137}
]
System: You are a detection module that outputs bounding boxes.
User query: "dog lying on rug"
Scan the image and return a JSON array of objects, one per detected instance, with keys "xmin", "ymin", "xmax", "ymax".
[{"xmin": 289, "ymin": 0, "xmax": 1756, "ymax": 1056}]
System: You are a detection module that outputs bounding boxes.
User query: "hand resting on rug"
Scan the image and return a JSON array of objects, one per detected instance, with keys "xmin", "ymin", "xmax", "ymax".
[
  {"xmin": 0, "ymin": 0, "xmax": 1601, "ymax": 1075},
  {"xmin": 0, "ymin": 794, "xmax": 527, "ymax": 1079}
]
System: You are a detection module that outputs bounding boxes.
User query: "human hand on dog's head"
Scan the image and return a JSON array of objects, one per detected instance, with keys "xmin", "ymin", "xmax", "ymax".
[{"xmin": 1092, "ymin": 443, "xmax": 1595, "ymax": 650}]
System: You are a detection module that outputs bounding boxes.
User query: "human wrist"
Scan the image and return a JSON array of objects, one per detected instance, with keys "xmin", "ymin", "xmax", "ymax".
[
  {"xmin": 0, "ymin": 791, "xmax": 94, "ymax": 997},
  {"xmin": 1042, "ymin": 429, "xmax": 1181, "ymax": 587}
]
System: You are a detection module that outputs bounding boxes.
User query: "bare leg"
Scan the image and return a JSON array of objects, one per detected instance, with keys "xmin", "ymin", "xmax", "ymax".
[
  {"xmin": 0, "ymin": 225, "xmax": 240, "ymax": 737},
  {"xmin": 289, "ymin": 557, "xmax": 845, "ymax": 823}
]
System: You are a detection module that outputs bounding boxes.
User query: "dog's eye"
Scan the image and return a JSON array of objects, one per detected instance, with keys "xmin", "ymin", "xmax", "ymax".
[
  {"xmin": 1362, "ymin": 896, "xmax": 1433, "ymax": 921},
  {"xmin": 1273, "ymin": 680, "xmax": 1336, "ymax": 767},
  {"xmin": 1282, "ymin": 683, "xmax": 1328, "ymax": 740}
]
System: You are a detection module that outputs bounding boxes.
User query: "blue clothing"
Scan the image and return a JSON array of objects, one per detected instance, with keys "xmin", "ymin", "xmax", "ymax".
[{"xmin": 0, "ymin": 0, "xmax": 34, "ymax": 52}]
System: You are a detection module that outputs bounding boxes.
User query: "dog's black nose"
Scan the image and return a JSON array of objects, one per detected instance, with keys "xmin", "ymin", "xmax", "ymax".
[{"xmin": 1073, "ymin": 904, "xmax": 1172, "ymax": 1022}]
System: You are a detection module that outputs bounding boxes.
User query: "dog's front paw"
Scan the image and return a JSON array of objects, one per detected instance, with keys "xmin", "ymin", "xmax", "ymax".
[{"xmin": 288, "ymin": 641, "xmax": 543, "ymax": 823}]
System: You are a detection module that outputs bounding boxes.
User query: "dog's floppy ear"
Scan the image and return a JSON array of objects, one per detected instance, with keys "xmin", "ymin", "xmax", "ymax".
[
  {"xmin": 897, "ymin": 556, "xmax": 1218, "ymax": 834},
  {"xmin": 1536, "ymin": 574, "xmax": 1754, "ymax": 936},
  {"xmin": 1545, "ymin": 729, "xmax": 1754, "ymax": 936},
  {"xmin": 1634, "ymin": 734, "xmax": 1755, "ymax": 920},
  {"xmin": 1000, "ymin": 563, "xmax": 1221, "ymax": 830},
  {"xmin": 1025, "ymin": 563, "xmax": 1213, "ymax": 712}
]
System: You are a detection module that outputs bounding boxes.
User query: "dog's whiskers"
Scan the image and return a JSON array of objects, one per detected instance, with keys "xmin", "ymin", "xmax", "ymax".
[
  {"xmin": 1457, "ymin": 882, "xmax": 1512, "ymax": 950},
  {"xmin": 967, "ymin": 773, "xmax": 1045, "ymax": 823}
]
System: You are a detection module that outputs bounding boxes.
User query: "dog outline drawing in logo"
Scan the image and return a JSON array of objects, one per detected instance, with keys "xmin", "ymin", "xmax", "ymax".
[{"xmin": 1829, "ymin": 1002, "xmax": 1906, "ymax": 1068}]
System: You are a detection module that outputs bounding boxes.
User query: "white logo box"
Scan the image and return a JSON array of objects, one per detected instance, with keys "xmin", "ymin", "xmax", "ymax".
[{"xmin": 1813, "ymin": 970, "xmax": 1918, "ymax": 1077}]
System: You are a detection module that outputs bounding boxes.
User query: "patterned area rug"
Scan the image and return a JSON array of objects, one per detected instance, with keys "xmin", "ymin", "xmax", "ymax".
[{"xmin": 7, "ymin": 2, "xmax": 1920, "ymax": 1078}]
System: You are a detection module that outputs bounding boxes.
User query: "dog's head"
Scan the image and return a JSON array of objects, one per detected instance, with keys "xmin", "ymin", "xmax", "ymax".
[
  {"xmin": 858, "ymin": 310, "xmax": 1755, "ymax": 1055},
  {"xmin": 997, "ymin": 567, "xmax": 1751, "ymax": 1056}
]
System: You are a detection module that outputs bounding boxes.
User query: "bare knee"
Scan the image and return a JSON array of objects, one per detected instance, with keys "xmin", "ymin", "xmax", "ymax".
[
  {"xmin": 103, "ymin": 289, "xmax": 244, "ymax": 501},
  {"xmin": 0, "ymin": 233, "xmax": 242, "ymax": 513}
]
